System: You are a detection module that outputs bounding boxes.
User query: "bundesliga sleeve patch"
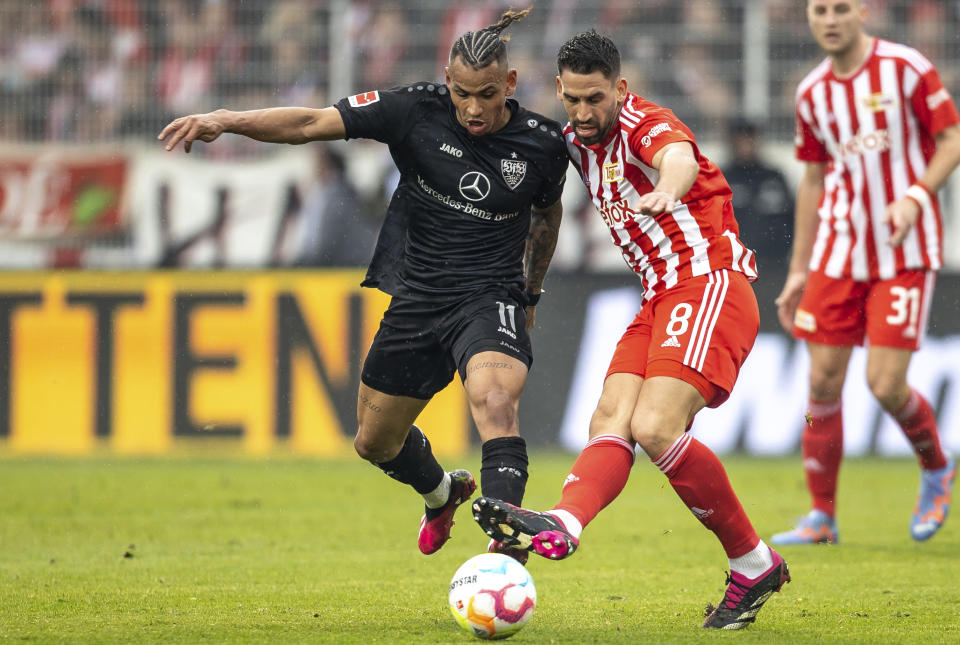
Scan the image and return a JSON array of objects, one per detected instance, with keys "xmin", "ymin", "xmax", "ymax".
[{"xmin": 348, "ymin": 91, "xmax": 380, "ymax": 107}]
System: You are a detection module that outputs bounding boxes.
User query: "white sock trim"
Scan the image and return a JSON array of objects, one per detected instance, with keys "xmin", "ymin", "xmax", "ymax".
[
  {"xmin": 423, "ymin": 472, "xmax": 451, "ymax": 509},
  {"xmin": 728, "ymin": 539, "xmax": 774, "ymax": 580},
  {"xmin": 653, "ymin": 433, "xmax": 692, "ymax": 475},
  {"xmin": 585, "ymin": 433, "xmax": 637, "ymax": 465},
  {"xmin": 546, "ymin": 509, "xmax": 583, "ymax": 539}
]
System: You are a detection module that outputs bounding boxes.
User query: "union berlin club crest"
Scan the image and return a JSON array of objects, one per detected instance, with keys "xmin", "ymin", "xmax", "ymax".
[{"xmin": 500, "ymin": 158, "xmax": 527, "ymax": 190}]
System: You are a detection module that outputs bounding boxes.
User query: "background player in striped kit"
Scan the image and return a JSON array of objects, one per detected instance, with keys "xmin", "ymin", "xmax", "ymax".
[
  {"xmin": 158, "ymin": 8, "xmax": 569, "ymax": 564},
  {"xmin": 772, "ymin": 0, "xmax": 960, "ymax": 546},
  {"xmin": 473, "ymin": 30, "xmax": 789, "ymax": 630}
]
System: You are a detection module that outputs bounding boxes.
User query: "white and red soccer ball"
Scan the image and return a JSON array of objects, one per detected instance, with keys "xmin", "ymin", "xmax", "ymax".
[{"xmin": 448, "ymin": 553, "xmax": 536, "ymax": 640}]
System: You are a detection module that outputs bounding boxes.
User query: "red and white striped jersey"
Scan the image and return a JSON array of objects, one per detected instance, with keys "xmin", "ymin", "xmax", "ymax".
[
  {"xmin": 564, "ymin": 92, "xmax": 757, "ymax": 303},
  {"xmin": 795, "ymin": 38, "xmax": 960, "ymax": 280}
]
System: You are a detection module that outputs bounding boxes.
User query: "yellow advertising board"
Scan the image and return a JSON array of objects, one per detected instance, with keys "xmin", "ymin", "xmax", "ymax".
[{"xmin": 0, "ymin": 272, "xmax": 467, "ymax": 456}]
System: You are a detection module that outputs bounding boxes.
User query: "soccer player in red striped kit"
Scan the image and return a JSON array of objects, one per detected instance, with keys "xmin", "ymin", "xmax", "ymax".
[
  {"xmin": 473, "ymin": 30, "xmax": 789, "ymax": 630},
  {"xmin": 772, "ymin": 0, "xmax": 960, "ymax": 546}
]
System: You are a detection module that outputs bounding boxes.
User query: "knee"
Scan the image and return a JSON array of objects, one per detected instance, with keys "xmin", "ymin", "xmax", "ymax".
[
  {"xmin": 630, "ymin": 411, "xmax": 683, "ymax": 456},
  {"xmin": 354, "ymin": 427, "xmax": 397, "ymax": 463},
  {"xmin": 589, "ymin": 398, "xmax": 623, "ymax": 436},
  {"xmin": 866, "ymin": 372, "xmax": 909, "ymax": 412},
  {"xmin": 475, "ymin": 388, "xmax": 519, "ymax": 429},
  {"xmin": 353, "ymin": 433, "xmax": 378, "ymax": 462},
  {"xmin": 809, "ymin": 366, "xmax": 847, "ymax": 401}
]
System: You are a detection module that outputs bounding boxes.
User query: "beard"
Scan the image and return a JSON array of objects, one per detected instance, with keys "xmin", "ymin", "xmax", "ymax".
[
  {"xmin": 573, "ymin": 119, "xmax": 609, "ymax": 146},
  {"xmin": 572, "ymin": 102, "xmax": 621, "ymax": 146}
]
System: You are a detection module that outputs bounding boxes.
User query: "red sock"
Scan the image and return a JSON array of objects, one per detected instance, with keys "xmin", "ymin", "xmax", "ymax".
[
  {"xmin": 554, "ymin": 434, "xmax": 634, "ymax": 527},
  {"xmin": 894, "ymin": 389, "xmax": 947, "ymax": 471},
  {"xmin": 653, "ymin": 434, "xmax": 759, "ymax": 559},
  {"xmin": 803, "ymin": 399, "xmax": 844, "ymax": 516}
]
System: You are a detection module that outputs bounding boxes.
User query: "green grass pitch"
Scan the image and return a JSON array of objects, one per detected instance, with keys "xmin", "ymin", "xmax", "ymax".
[{"xmin": 1, "ymin": 452, "xmax": 957, "ymax": 643}]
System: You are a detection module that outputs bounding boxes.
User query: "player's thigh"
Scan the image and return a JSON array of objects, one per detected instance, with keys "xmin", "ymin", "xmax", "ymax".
[
  {"xmin": 805, "ymin": 341, "xmax": 854, "ymax": 399},
  {"xmin": 448, "ymin": 286, "xmax": 533, "ymax": 386},
  {"xmin": 864, "ymin": 269, "xmax": 935, "ymax": 350},
  {"xmin": 356, "ymin": 382, "xmax": 429, "ymax": 444},
  {"xmin": 588, "ymin": 372, "xmax": 643, "ymax": 442},
  {"xmin": 361, "ymin": 296, "xmax": 458, "ymax": 400},
  {"xmin": 644, "ymin": 269, "xmax": 759, "ymax": 408},
  {"xmin": 462, "ymin": 351, "xmax": 529, "ymax": 440},
  {"xmin": 462, "ymin": 351, "xmax": 529, "ymax": 404},
  {"xmin": 793, "ymin": 271, "xmax": 869, "ymax": 346}
]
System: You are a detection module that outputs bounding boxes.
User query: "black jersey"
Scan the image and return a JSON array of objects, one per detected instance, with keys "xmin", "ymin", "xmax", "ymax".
[{"xmin": 335, "ymin": 83, "xmax": 568, "ymax": 298}]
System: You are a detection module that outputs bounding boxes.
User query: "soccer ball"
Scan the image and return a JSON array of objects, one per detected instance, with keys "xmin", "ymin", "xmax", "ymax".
[{"xmin": 448, "ymin": 552, "xmax": 536, "ymax": 640}]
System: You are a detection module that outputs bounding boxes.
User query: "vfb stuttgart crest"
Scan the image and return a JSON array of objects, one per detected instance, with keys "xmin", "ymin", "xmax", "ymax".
[{"xmin": 501, "ymin": 158, "xmax": 527, "ymax": 190}]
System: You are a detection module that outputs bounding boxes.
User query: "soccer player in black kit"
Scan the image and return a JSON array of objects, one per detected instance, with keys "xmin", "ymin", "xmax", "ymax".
[{"xmin": 159, "ymin": 8, "xmax": 567, "ymax": 563}]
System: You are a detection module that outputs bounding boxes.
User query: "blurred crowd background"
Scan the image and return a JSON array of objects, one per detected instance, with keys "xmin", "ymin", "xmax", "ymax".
[{"xmin": 1, "ymin": 0, "xmax": 959, "ymax": 271}]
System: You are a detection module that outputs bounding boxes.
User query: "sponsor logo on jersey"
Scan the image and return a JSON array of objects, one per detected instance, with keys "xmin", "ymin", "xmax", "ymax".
[
  {"xmin": 860, "ymin": 92, "xmax": 898, "ymax": 112},
  {"xmin": 500, "ymin": 159, "xmax": 527, "ymax": 190},
  {"xmin": 794, "ymin": 308, "xmax": 817, "ymax": 333},
  {"xmin": 660, "ymin": 335, "xmax": 681, "ymax": 348},
  {"xmin": 839, "ymin": 129, "xmax": 890, "ymax": 157},
  {"xmin": 641, "ymin": 122, "xmax": 672, "ymax": 147},
  {"xmin": 416, "ymin": 175, "xmax": 517, "ymax": 222},
  {"xmin": 347, "ymin": 90, "xmax": 379, "ymax": 107},
  {"xmin": 602, "ymin": 162, "xmax": 623, "ymax": 184},
  {"xmin": 597, "ymin": 199, "xmax": 641, "ymax": 227},
  {"xmin": 440, "ymin": 143, "xmax": 463, "ymax": 158},
  {"xmin": 497, "ymin": 325, "xmax": 518, "ymax": 339},
  {"xmin": 927, "ymin": 87, "xmax": 951, "ymax": 111},
  {"xmin": 458, "ymin": 171, "xmax": 491, "ymax": 201}
]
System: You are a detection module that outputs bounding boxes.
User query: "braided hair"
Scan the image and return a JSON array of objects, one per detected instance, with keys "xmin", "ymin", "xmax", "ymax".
[{"xmin": 449, "ymin": 7, "xmax": 531, "ymax": 70}]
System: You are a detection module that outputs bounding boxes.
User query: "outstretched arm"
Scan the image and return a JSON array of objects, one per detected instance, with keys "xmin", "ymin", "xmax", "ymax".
[
  {"xmin": 635, "ymin": 141, "xmax": 700, "ymax": 216},
  {"xmin": 523, "ymin": 196, "xmax": 563, "ymax": 330},
  {"xmin": 158, "ymin": 106, "xmax": 347, "ymax": 153}
]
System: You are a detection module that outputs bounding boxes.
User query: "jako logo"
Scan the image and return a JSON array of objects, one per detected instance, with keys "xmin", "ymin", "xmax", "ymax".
[{"xmin": 440, "ymin": 143, "xmax": 462, "ymax": 158}]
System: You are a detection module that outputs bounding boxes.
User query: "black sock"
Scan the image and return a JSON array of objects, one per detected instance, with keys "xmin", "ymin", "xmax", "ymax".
[
  {"xmin": 374, "ymin": 425, "xmax": 445, "ymax": 496},
  {"xmin": 481, "ymin": 436, "xmax": 529, "ymax": 506}
]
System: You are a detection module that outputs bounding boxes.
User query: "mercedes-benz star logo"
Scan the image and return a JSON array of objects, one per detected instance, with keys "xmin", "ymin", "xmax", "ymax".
[{"xmin": 458, "ymin": 171, "xmax": 491, "ymax": 202}]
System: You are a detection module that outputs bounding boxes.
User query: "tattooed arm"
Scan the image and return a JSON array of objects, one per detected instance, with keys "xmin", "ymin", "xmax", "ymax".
[{"xmin": 523, "ymin": 196, "xmax": 563, "ymax": 330}]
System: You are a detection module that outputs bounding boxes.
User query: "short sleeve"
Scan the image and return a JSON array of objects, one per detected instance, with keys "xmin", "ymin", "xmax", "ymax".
[
  {"xmin": 906, "ymin": 62, "xmax": 960, "ymax": 136},
  {"xmin": 626, "ymin": 112, "xmax": 695, "ymax": 167},
  {"xmin": 533, "ymin": 142, "xmax": 568, "ymax": 208},
  {"xmin": 334, "ymin": 85, "xmax": 420, "ymax": 145},
  {"xmin": 794, "ymin": 97, "xmax": 828, "ymax": 163}
]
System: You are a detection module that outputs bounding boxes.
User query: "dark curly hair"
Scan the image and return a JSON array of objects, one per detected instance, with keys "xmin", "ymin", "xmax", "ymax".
[{"xmin": 556, "ymin": 30, "xmax": 621, "ymax": 79}]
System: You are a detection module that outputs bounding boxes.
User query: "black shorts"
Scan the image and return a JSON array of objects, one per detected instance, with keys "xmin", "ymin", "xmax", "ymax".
[{"xmin": 361, "ymin": 285, "xmax": 533, "ymax": 399}]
